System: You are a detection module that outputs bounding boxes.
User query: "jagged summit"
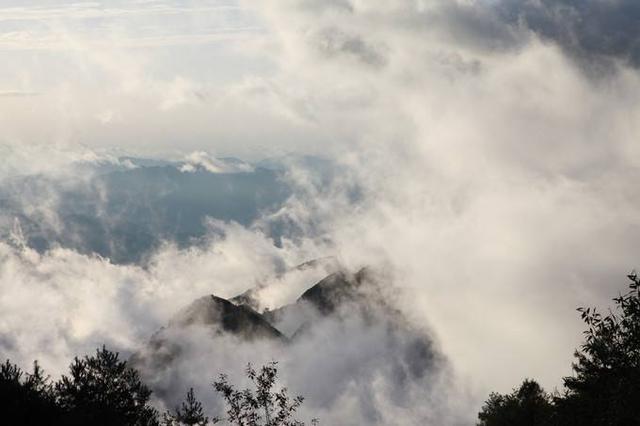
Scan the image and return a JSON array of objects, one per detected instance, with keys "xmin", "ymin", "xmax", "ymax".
[
  {"xmin": 229, "ymin": 256, "xmax": 342, "ymax": 312},
  {"xmin": 297, "ymin": 267, "xmax": 379, "ymax": 315},
  {"xmin": 134, "ymin": 263, "xmax": 441, "ymax": 403},
  {"xmin": 263, "ymin": 266, "xmax": 395, "ymax": 339},
  {"xmin": 170, "ymin": 295, "xmax": 286, "ymax": 342},
  {"xmin": 154, "ymin": 265, "xmax": 387, "ymax": 343},
  {"xmin": 131, "ymin": 294, "xmax": 286, "ymax": 372},
  {"xmin": 137, "ymin": 264, "xmax": 382, "ymax": 364}
]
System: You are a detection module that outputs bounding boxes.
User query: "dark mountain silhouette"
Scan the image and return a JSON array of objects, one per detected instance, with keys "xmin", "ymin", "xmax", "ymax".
[
  {"xmin": 131, "ymin": 295, "xmax": 287, "ymax": 373},
  {"xmin": 298, "ymin": 268, "xmax": 371, "ymax": 314},
  {"xmin": 169, "ymin": 295, "xmax": 286, "ymax": 342},
  {"xmin": 261, "ymin": 266, "xmax": 440, "ymax": 383},
  {"xmin": 134, "ymin": 263, "xmax": 440, "ymax": 397},
  {"xmin": 262, "ymin": 267, "xmax": 400, "ymax": 337},
  {"xmin": 229, "ymin": 256, "xmax": 342, "ymax": 311}
]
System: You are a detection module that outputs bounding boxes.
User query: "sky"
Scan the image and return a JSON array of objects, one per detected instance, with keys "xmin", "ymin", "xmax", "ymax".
[
  {"xmin": 0, "ymin": 0, "xmax": 302, "ymax": 158},
  {"xmin": 2, "ymin": 0, "xmax": 640, "ymax": 423}
]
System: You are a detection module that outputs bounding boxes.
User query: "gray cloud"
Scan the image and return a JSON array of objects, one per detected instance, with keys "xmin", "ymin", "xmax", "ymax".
[
  {"xmin": 495, "ymin": 0, "xmax": 640, "ymax": 69},
  {"xmin": 311, "ymin": 27, "xmax": 388, "ymax": 68},
  {"xmin": 247, "ymin": 0, "xmax": 640, "ymax": 399},
  {"xmin": 291, "ymin": 0, "xmax": 640, "ymax": 72}
]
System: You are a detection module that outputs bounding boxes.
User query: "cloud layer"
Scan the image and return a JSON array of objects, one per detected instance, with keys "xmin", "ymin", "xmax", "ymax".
[
  {"xmin": 246, "ymin": 0, "xmax": 640, "ymax": 394},
  {"xmin": 3, "ymin": 0, "xmax": 640, "ymax": 423},
  {"xmin": 497, "ymin": 0, "xmax": 640, "ymax": 69}
]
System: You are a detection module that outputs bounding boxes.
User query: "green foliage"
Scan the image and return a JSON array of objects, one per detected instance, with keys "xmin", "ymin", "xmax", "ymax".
[
  {"xmin": 56, "ymin": 346, "xmax": 159, "ymax": 426},
  {"xmin": 477, "ymin": 380, "xmax": 553, "ymax": 426},
  {"xmin": 2, "ymin": 348, "xmax": 316, "ymax": 426},
  {"xmin": 478, "ymin": 273, "xmax": 640, "ymax": 426},
  {"xmin": 163, "ymin": 387, "xmax": 214, "ymax": 426},
  {"xmin": 555, "ymin": 272, "xmax": 640, "ymax": 425},
  {"xmin": 2, "ymin": 348, "xmax": 160, "ymax": 425},
  {"xmin": 213, "ymin": 362, "xmax": 312, "ymax": 426},
  {"xmin": 0, "ymin": 360, "xmax": 61, "ymax": 424}
]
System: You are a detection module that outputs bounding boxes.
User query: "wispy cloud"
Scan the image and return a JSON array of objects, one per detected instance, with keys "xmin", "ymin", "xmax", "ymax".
[
  {"xmin": 3, "ymin": 0, "xmax": 640, "ymax": 423},
  {"xmin": 0, "ymin": 1, "xmax": 264, "ymax": 51},
  {"xmin": 0, "ymin": 90, "xmax": 38, "ymax": 97},
  {"xmin": 0, "ymin": 28, "xmax": 263, "ymax": 51},
  {"xmin": 0, "ymin": 2, "xmax": 242, "ymax": 22}
]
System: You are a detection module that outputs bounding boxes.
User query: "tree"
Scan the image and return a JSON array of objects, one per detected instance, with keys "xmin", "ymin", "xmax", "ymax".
[
  {"xmin": 213, "ymin": 362, "xmax": 313, "ymax": 426},
  {"xmin": 2, "ymin": 346, "xmax": 317, "ymax": 426},
  {"xmin": 163, "ymin": 387, "xmax": 214, "ymax": 426},
  {"xmin": 56, "ymin": 346, "xmax": 159, "ymax": 426},
  {"xmin": 0, "ymin": 360, "xmax": 61, "ymax": 424},
  {"xmin": 478, "ymin": 272, "xmax": 640, "ymax": 425},
  {"xmin": 555, "ymin": 272, "xmax": 640, "ymax": 425},
  {"xmin": 477, "ymin": 379, "xmax": 553, "ymax": 426}
]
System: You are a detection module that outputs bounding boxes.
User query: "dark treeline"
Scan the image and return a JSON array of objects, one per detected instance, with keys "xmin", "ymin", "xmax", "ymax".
[
  {"xmin": 1, "ymin": 347, "xmax": 313, "ymax": 426},
  {"xmin": 478, "ymin": 273, "xmax": 640, "ymax": 426}
]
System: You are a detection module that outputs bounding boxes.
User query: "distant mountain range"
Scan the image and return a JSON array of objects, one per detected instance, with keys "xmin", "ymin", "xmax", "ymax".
[{"xmin": 0, "ymin": 155, "xmax": 339, "ymax": 264}]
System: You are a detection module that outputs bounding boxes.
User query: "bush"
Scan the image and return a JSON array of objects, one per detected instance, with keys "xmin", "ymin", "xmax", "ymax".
[{"xmin": 478, "ymin": 273, "xmax": 640, "ymax": 426}]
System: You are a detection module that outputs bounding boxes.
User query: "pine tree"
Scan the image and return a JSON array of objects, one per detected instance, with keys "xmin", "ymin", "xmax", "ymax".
[
  {"xmin": 163, "ymin": 387, "xmax": 213, "ymax": 426},
  {"xmin": 56, "ymin": 346, "xmax": 159, "ymax": 426},
  {"xmin": 0, "ymin": 360, "xmax": 61, "ymax": 424}
]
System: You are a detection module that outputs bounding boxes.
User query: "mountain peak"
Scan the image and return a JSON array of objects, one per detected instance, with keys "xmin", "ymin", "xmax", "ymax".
[
  {"xmin": 298, "ymin": 267, "xmax": 382, "ymax": 315},
  {"xmin": 169, "ymin": 295, "xmax": 286, "ymax": 342}
]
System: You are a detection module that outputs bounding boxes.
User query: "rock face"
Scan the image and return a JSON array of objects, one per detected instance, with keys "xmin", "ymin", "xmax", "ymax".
[
  {"xmin": 131, "ymin": 262, "xmax": 451, "ymax": 425},
  {"xmin": 131, "ymin": 294, "xmax": 286, "ymax": 372},
  {"xmin": 297, "ymin": 268, "xmax": 374, "ymax": 315},
  {"xmin": 262, "ymin": 267, "xmax": 395, "ymax": 337},
  {"xmin": 169, "ymin": 295, "xmax": 286, "ymax": 341},
  {"xmin": 135, "ymin": 263, "xmax": 440, "ymax": 392},
  {"xmin": 229, "ymin": 256, "xmax": 342, "ymax": 312},
  {"xmin": 134, "ymin": 267, "xmax": 380, "ymax": 366},
  {"xmin": 138, "ymin": 265, "xmax": 418, "ymax": 351}
]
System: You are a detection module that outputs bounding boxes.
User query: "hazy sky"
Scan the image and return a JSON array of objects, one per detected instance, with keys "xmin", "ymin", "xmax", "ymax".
[
  {"xmin": 0, "ymin": 0, "xmax": 312, "ymax": 158},
  {"xmin": 2, "ymin": 1, "xmax": 640, "ymax": 423}
]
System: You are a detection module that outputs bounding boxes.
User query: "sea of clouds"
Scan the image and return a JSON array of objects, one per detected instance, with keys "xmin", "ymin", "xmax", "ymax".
[{"xmin": 2, "ymin": 1, "xmax": 640, "ymax": 424}]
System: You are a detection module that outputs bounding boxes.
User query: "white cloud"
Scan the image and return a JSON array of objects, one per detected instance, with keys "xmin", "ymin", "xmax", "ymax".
[
  {"xmin": 0, "ymin": 222, "xmax": 307, "ymax": 373},
  {"xmin": 243, "ymin": 0, "xmax": 640, "ymax": 397},
  {"xmin": 179, "ymin": 151, "xmax": 253, "ymax": 173},
  {"xmin": 3, "ymin": 0, "xmax": 640, "ymax": 421}
]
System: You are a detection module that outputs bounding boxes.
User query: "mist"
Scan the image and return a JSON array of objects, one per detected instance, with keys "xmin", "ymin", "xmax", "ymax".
[{"xmin": 2, "ymin": 1, "xmax": 640, "ymax": 424}]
